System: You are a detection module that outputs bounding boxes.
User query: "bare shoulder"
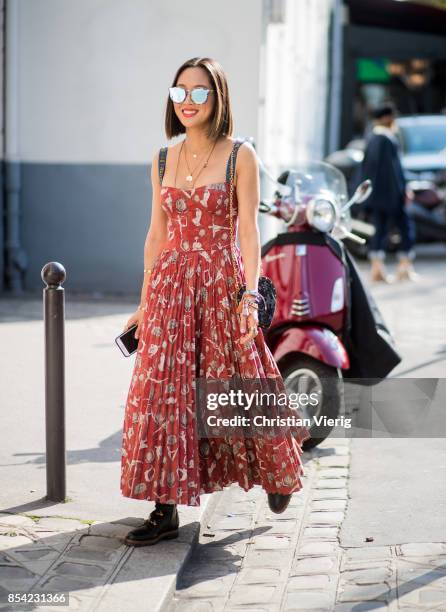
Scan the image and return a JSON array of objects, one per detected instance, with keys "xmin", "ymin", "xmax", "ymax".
[
  {"xmin": 168, "ymin": 140, "xmax": 182, "ymax": 150},
  {"xmin": 235, "ymin": 140, "xmax": 259, "ymax": 179},
  {"xmin": 151, "ymin": 141, "xmax": 180, "ymax": 163},
  {"xmin": 237, "ymin": 140, "xmax": 258, "ymax": 166},
  {"xmin": 166, "ymin": 140, "xmax": 183, "ymax": 158},
  {"xmin": 238, "ymin": 139, "xmax": 256, "ymax": 154}
]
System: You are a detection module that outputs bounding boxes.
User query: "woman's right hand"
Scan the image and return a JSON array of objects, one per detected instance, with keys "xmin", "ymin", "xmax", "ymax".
[{"xmin": 123, "ymin": 308, "xmax": 144, "ymax": 339}]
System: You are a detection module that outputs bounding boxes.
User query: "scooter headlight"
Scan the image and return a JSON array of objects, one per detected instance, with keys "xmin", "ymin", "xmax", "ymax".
[{"xmin": 306, "ymin": 197, "xmax": 337, "ymax": 233}]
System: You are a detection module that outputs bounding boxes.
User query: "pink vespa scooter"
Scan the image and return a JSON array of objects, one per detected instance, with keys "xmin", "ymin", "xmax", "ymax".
[{"xmin": 257, "ymin": 161, "xmax": 372, "ymax": 449}]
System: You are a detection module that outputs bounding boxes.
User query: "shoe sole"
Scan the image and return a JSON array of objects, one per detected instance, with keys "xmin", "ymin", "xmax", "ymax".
[
  {"xmin": 124, "ymin": 529, "xmax": 179, "ymax": 547},
  {"xmin": 268, "ymin": 495, "xmax": 292, "ymax": 514},
  {"xmin": 268, "ymin": 502, "xmax": 291, "ymax": 514}
]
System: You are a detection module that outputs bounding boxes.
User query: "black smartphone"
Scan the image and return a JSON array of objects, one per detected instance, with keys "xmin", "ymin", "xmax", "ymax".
[{"xmin": 115, "ymin": 323, "xmax": 139, "ymax": 357}]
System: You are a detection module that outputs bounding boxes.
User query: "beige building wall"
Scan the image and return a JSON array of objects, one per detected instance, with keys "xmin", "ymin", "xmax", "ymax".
[{"xmin": 263, "ymin": 0, "xmax": 334, "ymax": 172}]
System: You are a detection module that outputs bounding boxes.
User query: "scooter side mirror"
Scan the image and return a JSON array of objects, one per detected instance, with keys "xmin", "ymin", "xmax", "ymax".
[
  {"xmin": 354, "ymin": 179, "xmax": 373, "ymax": 204},
  {"xmin": 259, "ymin": 201, "xmax": 271, "ymax": 213},
  {"xmin": 341, "ymin": 179, "xmax": 373, "ymax": 212}
]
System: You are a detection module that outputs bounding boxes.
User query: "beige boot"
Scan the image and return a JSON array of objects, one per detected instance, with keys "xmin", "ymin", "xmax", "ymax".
[
  {"xmin": 370, "ymin": 256, "xmax": 392, "ymax": 283},
  {"xmin": 395, "ymin": 257, "xmax": 419, "ymax": 282}
]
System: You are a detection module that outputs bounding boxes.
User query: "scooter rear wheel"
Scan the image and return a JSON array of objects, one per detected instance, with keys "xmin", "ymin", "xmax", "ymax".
[{"xmin": 280, "ymin": 354, "xmax": 343, "ymax": 451}]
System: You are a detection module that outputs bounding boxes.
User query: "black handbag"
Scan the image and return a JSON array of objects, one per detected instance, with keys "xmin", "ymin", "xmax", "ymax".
[
  {"xmin": 236, "ymin": 277, "xmax": 277, "ymax": 329},
  {"xmin": 228, "ymin": 144, "xmax": 276, "ymax": 329}
]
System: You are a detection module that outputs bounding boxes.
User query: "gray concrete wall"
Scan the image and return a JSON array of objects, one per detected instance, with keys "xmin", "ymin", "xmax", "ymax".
[{"xmin": 21, "ymin": 162, "xmax": 151, "ymax": 294}]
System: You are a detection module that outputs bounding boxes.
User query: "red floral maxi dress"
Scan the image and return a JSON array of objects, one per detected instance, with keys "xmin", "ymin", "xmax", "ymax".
[{"xmin": 120, "ymin": 139, "xmax": 311, "ymax": 506}]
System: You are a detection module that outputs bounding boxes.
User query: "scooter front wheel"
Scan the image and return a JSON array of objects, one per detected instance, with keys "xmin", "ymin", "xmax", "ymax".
[{"xmin": 280, "ymin": 355, "xmax": 343, "ymax": 451}]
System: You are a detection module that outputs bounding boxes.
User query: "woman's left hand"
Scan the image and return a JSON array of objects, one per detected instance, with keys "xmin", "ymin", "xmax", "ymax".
[{"xmin": 236, "ymin": 298, "xmax": 259, "ymax": 345}]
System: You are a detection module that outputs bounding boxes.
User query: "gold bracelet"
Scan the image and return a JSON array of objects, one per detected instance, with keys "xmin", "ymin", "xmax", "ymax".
[{"xmin": 144, "ymin": 268, "xmax": 152, "ymax": 275}]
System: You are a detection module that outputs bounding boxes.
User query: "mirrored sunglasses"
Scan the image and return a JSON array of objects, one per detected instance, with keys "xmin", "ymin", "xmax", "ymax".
[{"xmin": 169, "ymin": 86, "xmax": 214, "ymax": 105}]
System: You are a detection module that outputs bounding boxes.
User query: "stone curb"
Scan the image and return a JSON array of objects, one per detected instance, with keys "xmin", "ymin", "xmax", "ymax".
[{"xmin": 0, "ymin": 493, "xmax": 222, "ymax": 612}]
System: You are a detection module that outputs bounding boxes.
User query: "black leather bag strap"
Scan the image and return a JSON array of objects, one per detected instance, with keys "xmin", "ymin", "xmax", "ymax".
[
  {"xmin": 158, "ymin": 147, "xmax": 168, "ymax": 185},
  {"xmin": 225, "ymin": 138, "xmax": 246, "ymax": 183}
]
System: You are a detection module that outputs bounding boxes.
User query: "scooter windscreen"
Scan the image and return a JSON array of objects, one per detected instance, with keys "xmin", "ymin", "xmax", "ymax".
[{"xmin": 283, "ymin": 161, "xmax": 353, "ymax": 236}]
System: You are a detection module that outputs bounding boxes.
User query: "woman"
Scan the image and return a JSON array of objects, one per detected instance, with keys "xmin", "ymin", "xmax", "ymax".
[{"xmin": 120, "ymin": 57, "xmax": 311, "ymax": 547}]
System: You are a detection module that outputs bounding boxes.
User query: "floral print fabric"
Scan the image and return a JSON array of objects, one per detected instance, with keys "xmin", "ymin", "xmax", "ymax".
[{"xmin": 120, "ymin": 179, "xmax": 311, "ymax": 506}]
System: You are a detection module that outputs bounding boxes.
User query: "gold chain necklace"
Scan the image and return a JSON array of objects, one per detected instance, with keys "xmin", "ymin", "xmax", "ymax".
[
  {"xmin": 178, "ymin": 139, "xmax": 218, "ymax": 187},
  {"xmin": 183, "ymin": 140, "xmax": 210, "ymax": 182}
]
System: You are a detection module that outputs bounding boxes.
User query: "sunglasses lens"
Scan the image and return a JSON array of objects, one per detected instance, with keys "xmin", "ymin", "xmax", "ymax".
[
  {"xmin": 169, "ymin": 87, "xmax": 186, "ymax": 103},
  {"xmin": 191, "ymin": 88, "xmax": 208, "ymax": 104}
]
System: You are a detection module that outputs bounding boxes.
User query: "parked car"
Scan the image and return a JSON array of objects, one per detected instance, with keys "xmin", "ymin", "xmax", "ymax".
[
  {"xmin": 329, "ymin": 114, "xmax": 446, "ymax": 180},
  {"xmin": 325, "ymin": 114, "xmax": 446, "ymax": 257}
]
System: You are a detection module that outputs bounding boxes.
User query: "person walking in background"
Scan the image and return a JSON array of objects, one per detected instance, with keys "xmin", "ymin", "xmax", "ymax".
[{"xmin": 358, "ymin": 101, "xmax": 418, "ymax": 282}]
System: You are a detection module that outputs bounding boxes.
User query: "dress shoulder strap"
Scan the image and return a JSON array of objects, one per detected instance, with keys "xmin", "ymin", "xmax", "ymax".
[
  {"xmin": 225, "ymin": 138, "xmax": 247, "ymax": 183},
  {"xmin": 158, "ymin": 146, "xmax": 168, "ymax": 185}
]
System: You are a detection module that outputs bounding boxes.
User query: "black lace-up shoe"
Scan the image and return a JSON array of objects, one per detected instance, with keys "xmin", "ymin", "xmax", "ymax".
[
  {"xmin": 124, "ymin": 503, "xmax": 179, "ymax": 547},
  {"xmin": 267, "ymin": 493, "xmax": 292, "ymax": 514}
]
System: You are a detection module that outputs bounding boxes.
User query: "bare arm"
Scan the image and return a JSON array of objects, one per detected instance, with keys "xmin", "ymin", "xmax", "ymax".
[
  {"xmin": 236, "ymin": 142, "xmax": 261, "ymax": 292},
  {"xmin": 138, "ymin": 150, "xmax": 168, "ymax": 308},
  {"xmin": 234, "ymin": 142, "xmax": 262, "ymax": 344}
]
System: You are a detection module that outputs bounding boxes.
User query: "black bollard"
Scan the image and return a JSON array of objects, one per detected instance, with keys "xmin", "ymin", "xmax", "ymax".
[{"xmin": 41, "ymin": 262, "xmax": 67, "ymax": 502}]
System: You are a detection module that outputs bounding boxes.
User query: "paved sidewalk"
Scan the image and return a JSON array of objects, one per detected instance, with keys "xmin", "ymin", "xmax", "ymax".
[
  {"xmin": 0, "ymin": 294, "xmax": 217, "ymax": 612},
  {"xmin": 0, "ymin": 496, "xmax": 219, "ymax": 612},
  {"xmin": 168, "ymin": 438, "xmax": 446, "ymax": 612},
  {"xmin": 167, "ymin": 439, "xmax": 349, "ymax": 612},
  {"xmin": 2, "ymin": 247, "xmax": 446, "ymax": 611}
]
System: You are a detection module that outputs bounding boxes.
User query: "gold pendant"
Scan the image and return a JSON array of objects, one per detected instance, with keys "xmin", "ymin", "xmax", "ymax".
[{"xmin": 186, "ymin": 174, "xmax": 193, "ymax": 182}]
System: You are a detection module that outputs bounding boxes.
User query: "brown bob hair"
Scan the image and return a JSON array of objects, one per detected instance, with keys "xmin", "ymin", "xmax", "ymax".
[{"xmin": 165, "ymin": 57, "xmax": 234, "ymax": 141}]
